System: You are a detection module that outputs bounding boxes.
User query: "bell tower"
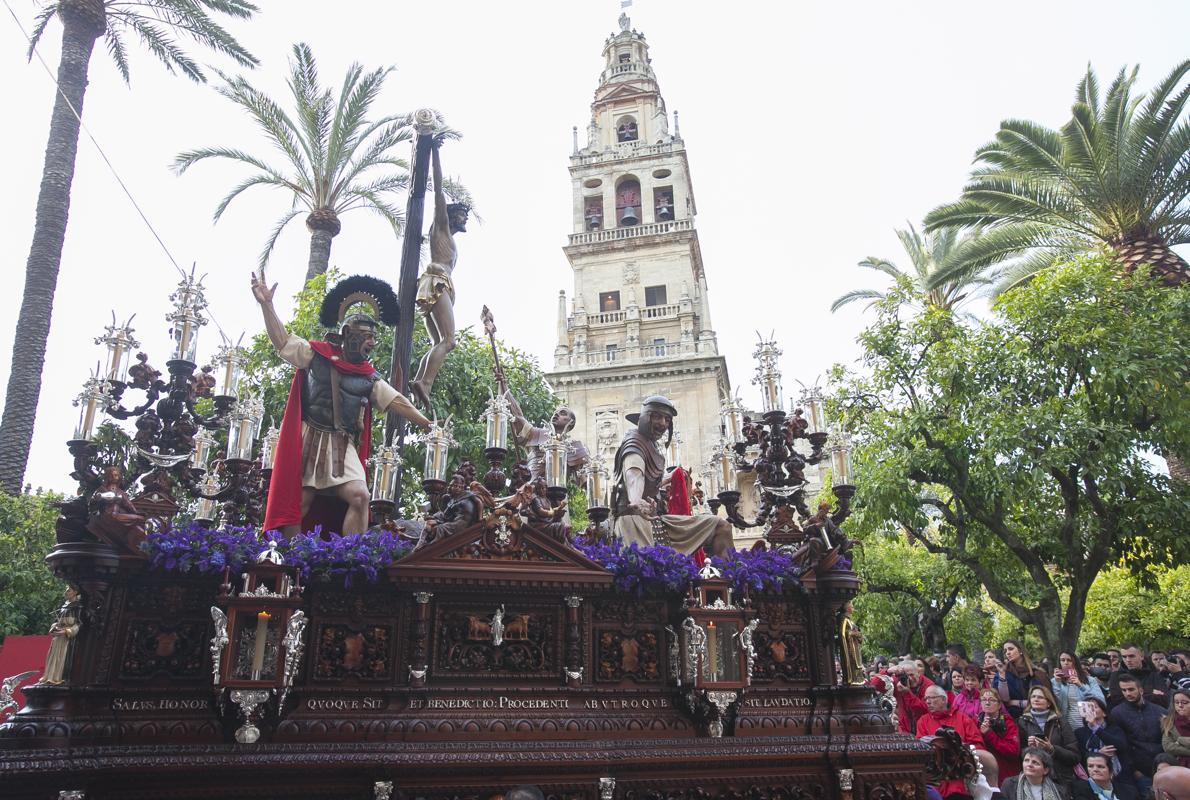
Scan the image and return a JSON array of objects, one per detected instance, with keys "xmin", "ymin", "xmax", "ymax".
[{"xmin": 548, "ymin": 13, "xmax": 731, "ymax": 472}]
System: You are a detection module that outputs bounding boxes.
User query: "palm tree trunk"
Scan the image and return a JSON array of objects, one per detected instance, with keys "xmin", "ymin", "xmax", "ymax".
[
  {"xmin": 1166, "ymin": 454, "xmax": 1190, "ymax": 484},
  {"xmin": 305, "ymin": 229, "xmax": 335, "ymax": 283},
  {"xmin": 304, "ymin": 209, "xmax": 341, "ymax": 283},
  {"xmin": 1112, "ymin": 232, "xmax": 1190, "ymax": 287},
  {"xmin": 0, "ymin": 8, "xmax": 102, "ymax": 494}
]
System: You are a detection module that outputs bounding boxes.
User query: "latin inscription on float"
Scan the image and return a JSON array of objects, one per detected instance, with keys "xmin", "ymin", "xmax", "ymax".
[
  {"xmin": 742, "ymin": 696, "xmax": 813, "ymax": 708},
  {"xmin": 306, "ymin": 697, "xmax": 386, "ymax": 711},
  {"xmin": 584, "ymin": 698, "xmax": 671, "ymax": 709},
  {"xmin": 407, "ymin": 697, "xmax": 570, "ymax": 710},
  {"xmin": 111, "ymin": 698, "xmax": 210, "ymax": 712}
]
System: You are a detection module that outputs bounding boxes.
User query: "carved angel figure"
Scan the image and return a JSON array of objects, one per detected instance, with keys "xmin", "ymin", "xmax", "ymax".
[
  {"xmin": 210, "ymin": 606, "xmax": 229, "ymax": 686},
  {"xmin": 1, "ymin": 670, "xmax": 38, "ymax": 717}
]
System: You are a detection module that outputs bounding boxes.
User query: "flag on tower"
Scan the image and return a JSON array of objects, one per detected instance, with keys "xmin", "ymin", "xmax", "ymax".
[{"xmin": 621, "ymin": 0, "xmax": 632, "ymax": 8}]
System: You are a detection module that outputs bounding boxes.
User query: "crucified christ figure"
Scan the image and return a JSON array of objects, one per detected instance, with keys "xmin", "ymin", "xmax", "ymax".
[{"xmin": 410, "ymin": 145, "xmax": 469, "ymax": 409}]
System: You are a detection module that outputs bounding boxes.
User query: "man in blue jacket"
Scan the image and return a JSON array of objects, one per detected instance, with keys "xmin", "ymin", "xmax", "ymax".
[{"xmin": 1109, "ymin": 674, "xmax": 1167, "ymax": 795}]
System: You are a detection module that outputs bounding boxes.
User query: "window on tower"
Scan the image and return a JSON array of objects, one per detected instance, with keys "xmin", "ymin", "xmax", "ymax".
[
  {"xmin": 618, "ymin": 52, "xmax": 631, "ymax": 64},
  {"xmin": 653, "ymin": 185, "xmax": 674, "ymax": 221},
  {"xmin": 606, "ymin": 343, "xmax": 618, "ymax": 362},
  {"xmin": 645, "ymin": 285, "xmax": 667, "ymax": 307},
  {"xmin": 585, "ymin": 196, "xmax": 604, "ymax": 230},
  {"xmin": 653, "ymin": 337, "xmax": 666, "ymax": 357},
  {"xmin": 615, "ymin": 115, "xmax": 638, "ymax": 143},
  {"xmin": 599, "ymin": 291, "xmax": 621, "ymax": 313},
  {"xmin": 615, "ymin": 177, "xmax": 641, "ymax": 226}
]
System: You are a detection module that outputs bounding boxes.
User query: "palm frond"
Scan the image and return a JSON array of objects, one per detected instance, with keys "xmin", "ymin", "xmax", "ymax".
[
  {"xmin": 989, "ymin": 249, "xmax": 1069, "ymax": 297},
  {"xmin": 113, "ymin": 14, "xmax": 205, "ymax": 82},
  {"xmin": 212, "ymin": 73, "xmax": 311, "ymax": 188},
  {"xmin": 326, "ymin": 64, "xmax": 395, "ymax": 178},
  {"xmin": 856, "ymin": 257, "xmax": 906, "ymax": 281},
  {"xmin": 258, "ymin": 208, "xmax": 304, "ymax": 269},
  {"xmin": 440, "ymin": 176, "xmax": 479, "ymax": 219},
  {"xmin": 103, "ymin": 25, "xmax": 131, "ymax": 85},
  {"xmin": 830, "ymin": 289, "xmax": 886, "ymax": 313},
  {"xmin": 119, "ymin": 0, "xmax": 258, "ymax": 67},
  {"xmin": 341, "ymin": 190, "xmax": 404, "ymax": 233},
  {"xmin": 173, "ymin": 146, "xmax": 286, "ymax": 178},
  {"xmin": 285, "ymin": 43, "xmax": 333, "ymax": 187},
  {"xmin": 27, "ymin": 3, "xmax": 58, "ymax": 60},
  {"xmin": 925, "ymin": 200, "xmax": 1002, "ymax": 231},
  {"xmin": 213, "ymin": 173, "xmax": 302, "ymax": 222}
]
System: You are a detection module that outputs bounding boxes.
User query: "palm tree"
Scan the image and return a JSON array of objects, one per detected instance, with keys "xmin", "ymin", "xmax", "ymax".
[
  {"xmin": 924, "ymin": 61, "xmax": 1190, "ymax": 295},
  {"xmin": 174, "ymin": 43, "xmax": 467, "ymax": 282},
  {"xmin": 0, "ymin": 0, "xmax": 258, "ymax": 494},
  {"xmin": 831, "ymin": 224, "xmax": 990, "ymax": 314}
]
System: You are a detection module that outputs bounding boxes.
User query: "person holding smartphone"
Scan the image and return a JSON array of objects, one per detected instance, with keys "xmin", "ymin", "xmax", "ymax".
[
  {"xmin": 1018, "ymin": 684, "xmax": 1082, "ymax": 792},
  {"xmin": 1078, "ymin": 698, "xmax": 1136, "ymax": 788},
  {"xmin": 1054, "ymin": 651, "xmax": 1107, "ymax": 731},
  {"xmin": 994, "ymin": 640, "xmax": 1041, "ymax": 719}
]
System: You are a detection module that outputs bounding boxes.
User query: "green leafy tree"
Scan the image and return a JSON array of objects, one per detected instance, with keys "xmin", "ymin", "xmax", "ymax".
[
  {"xmin": 832, "ymin": 255, "xmax": 1189, "ymax": 659},
  {"xmin": 1079, "ymin": 565, "xmax": 1190, "ymax": 652},
  {"xmin": 0, "ymin": 491, "xmax": 67, "ymax": 637},
  {"xmin": 0, "ymin": 0, "xmax": 258, "ymax": 494},
  {"xmin": 855, "ymin": 531, "xmax": 981, "ymax": 655},
  {"xmin": 925, "ymin": 61, "xmax": 1190, "ymax": 294},
  {"xmin": 831, "ymin": 224, "xmax": 991, "ymax": 314},
  {"xmin": 241, "ymin": 273, "xmax": 556, "ymax": 517},
  {"xmin": 175, "ymin": 43, "xmax": 471, "ymax": 282}
]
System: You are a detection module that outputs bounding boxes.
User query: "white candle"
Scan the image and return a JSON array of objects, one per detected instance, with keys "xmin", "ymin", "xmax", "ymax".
[
  {"xmin": 250, "ymin": 612, "xmax": 270, "ymax": 679},
  {"xmin": 707, "ymin": 622, "xmax": 719, "ymax": 679}
]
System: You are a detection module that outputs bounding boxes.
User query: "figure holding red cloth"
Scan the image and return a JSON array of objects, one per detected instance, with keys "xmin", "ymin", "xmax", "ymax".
[{"xmin": 252, "ymin": 268, "xmax": 431, "ymax": 536}]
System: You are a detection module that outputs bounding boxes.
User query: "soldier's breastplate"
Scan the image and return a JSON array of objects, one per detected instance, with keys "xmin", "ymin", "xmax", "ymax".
[{"xmin": 301, "ymin": 355, "xmax": 375, "ymax": 434}]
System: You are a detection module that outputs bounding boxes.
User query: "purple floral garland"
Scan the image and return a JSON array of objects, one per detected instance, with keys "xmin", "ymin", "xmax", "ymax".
[
  {"xmin": 574, "ymin": 540, "xmax": 803, "ymax": 598},
  {"xmin": 142, "ymin": 522, "xmax": 412, "ymax": 588},
  {"xmin": 144, "ymin": 524, "xmax": 814, "ymax": 595}
]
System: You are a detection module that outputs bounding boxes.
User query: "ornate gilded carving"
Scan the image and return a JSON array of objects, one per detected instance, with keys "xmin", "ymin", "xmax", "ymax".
[
  {"xmin": 596, "ymin": 630, "xmax": 660, "ymax": 683},
  {"xmin": 442, "ymin": 533, "xmax": 562, "ymax": 562},
  {"xmin": 435, "ymin": 606, "xmax": 557, "ymax": 677},
  {"xmin": 314, "ymin": 624, "xmax": 392, "ymax": 680},
  {"xmin": 120, "ymin": 619, "xmax": 207, "ymax": 679},
  {"xmin": 752, "ymin": 629, "xmax": 810, "ymax": 682}
]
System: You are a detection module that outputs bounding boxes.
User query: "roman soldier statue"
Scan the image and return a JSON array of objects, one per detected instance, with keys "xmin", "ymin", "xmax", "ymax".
[
  {"xmin": 252, "ymin": 268, "xmax": 431, "ymax": 536},
  {"xmin": 611, "ymin": 396, "xmax": 734, "ymax": 557}
]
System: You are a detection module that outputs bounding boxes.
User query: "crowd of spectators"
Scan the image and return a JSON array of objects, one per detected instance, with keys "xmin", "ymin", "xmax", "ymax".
[{"xmin": 865, "ymin": 642, "xmax": 1190, "ymax": 800}]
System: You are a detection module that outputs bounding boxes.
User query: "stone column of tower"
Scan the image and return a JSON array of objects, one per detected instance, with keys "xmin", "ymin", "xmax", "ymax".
[{"xmin": 547, "ymin": 14, "xmax": 732, "ymax": 477}]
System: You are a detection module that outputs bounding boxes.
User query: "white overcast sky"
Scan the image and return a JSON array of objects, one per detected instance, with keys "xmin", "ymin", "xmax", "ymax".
[{"xmin": 2, "ymin": 0, "xmax": 1187, "ymax": 492}]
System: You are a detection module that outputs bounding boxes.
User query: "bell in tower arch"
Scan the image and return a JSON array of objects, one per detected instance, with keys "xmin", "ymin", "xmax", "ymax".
[{"xmin": 620, "ymin": 205, "xmax": 639, "ymax": 226}]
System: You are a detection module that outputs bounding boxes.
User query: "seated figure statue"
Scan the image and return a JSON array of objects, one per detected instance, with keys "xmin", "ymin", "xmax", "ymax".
[{"xmin": 611, "ymin": 396, "xmax": 733, "ymax": 557}]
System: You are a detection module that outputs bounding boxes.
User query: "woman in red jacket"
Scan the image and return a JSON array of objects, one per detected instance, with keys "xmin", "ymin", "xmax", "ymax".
[{"xmin": 978, "ymin": 688, "xmax": 1022, "ymax": 781}]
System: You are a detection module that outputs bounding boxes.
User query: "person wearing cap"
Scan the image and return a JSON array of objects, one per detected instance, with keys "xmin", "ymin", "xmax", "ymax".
[{"xmin": 611, "ymin": 396, "xmax": 734, "ymax": 557}]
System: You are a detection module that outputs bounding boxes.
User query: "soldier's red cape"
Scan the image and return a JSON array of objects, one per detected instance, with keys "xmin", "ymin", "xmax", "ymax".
[
  {"xmin": 666, "ymin": 465, "xmax": 705, "ymax": 566},
  {"xmin": 262, "ymin": 341, "xmax": 376, "ymax": 537}
]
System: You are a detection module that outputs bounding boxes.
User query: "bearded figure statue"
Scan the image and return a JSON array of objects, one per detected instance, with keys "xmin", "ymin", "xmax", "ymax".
[{"xmin": 611, "ymin": 396, "xmax": 734, "ymax": 557}]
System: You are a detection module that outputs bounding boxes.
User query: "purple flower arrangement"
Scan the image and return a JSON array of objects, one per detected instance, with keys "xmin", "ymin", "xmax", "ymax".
[
  {"xmin": 286, "ymin": 527, "xmax": 411, "ymax": 587},
  {"xmin": 142, "ymin": 523, "xmax": 411, "ymax": 587},
  {"xmin": 709, "ymin": 548, "xmax": 800, "ymax": 595},
  {"xmin": 143, "ymin": 522, "xmax": 262, "ymax": 575},
  {"xmin": 574, "ymin": 540, "xmax": 803, "ymax": 599},
  {"xmin": 574, "ymin": 540, "xmax": 699, "ymax": 598}
]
